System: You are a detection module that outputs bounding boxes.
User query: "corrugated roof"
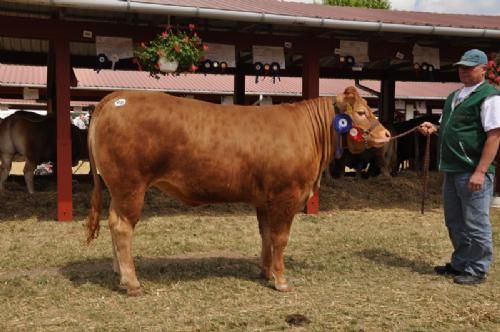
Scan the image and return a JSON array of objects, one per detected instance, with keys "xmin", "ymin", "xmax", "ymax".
[
  {"xmin": 0, "ymin": 64, "xmax": 462, "ymax": 99},
  {"xmin": 72, "ymin": 68, "xmax": 463, "ymax": 99},
  {"xmin": 0, "ymin": 64, "xmax": 46, "ymax": 87},
  {"xmin": 133, "ymin": 0, "xmax": 500, "ymax": 30}
]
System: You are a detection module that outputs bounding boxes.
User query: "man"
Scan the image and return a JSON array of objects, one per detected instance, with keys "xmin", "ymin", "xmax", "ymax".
[
  {"xmin": 73, "ymin": 113, "xmax": 87, "ymax": 130},
  {"xmin": 419, "ymin": 49, "xmax": 500, "ymax": 285}
]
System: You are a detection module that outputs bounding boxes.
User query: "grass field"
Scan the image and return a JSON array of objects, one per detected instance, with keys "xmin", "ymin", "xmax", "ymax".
[{"xmin": 0, "ymin": 171, "xmax": 499, "ymax": 331}]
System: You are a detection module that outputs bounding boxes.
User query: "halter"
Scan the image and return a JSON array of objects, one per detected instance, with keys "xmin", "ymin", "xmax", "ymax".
[{"xmin": 333, "ymin": 103, "xmax": 381, "ymax": 148}]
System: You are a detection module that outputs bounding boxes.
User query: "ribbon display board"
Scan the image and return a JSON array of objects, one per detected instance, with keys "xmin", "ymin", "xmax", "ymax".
[
  {"xmin": 335, "ymin": 40, "xmax": 370, "ymax": 64},
  {"xmin": 204, "ymin": 43, "xmax": 236, "ymax": 68},
  {"xmin": 95, "ymin": 36, "xmax": 134, "ymax": 70},
  {"xmin": 412, "ymin": 44, "xmax": 440, "ymax": 69},
  {"xmin": 252, "ymin": 46, "xmax": 285, "ymax": 69}
]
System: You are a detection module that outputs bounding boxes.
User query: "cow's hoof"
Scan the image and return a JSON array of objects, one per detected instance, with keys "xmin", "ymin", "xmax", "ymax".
[
  {"xmin": 127, "ymin": 287, "xmax": 143, "ymax": 297},
  {"xmin": 275, "ymin": 282, "xmax": 291, "ymax": 292}
]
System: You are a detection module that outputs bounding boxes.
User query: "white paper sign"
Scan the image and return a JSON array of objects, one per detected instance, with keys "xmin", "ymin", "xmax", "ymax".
[
  {"xmin": 337, "ymin": 40, "xmax": 369, "ymax": 63},
  {"xmin": 252, "ymin": 46, "xmax": 285, "ymax": 69},
  {"xmin": 395, "ymin": 99, "xmax": 406, "ymax": 110},
  {"xmin": 23, "ymin": 87, "xmax": 39, "ymax": 100},
  {"xmin": 204, "ymin": 43, "xmax": 236, "ymax": 67},
  {"xmin": 96, "ymin": 36, "xmax": 134, "ymax": 59},
  {"xmin": 412, "ymin": 44, "xmax": 440, "ymax": 69}
]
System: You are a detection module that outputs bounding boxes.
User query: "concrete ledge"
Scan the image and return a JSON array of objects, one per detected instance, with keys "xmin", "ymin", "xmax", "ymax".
[{"xmin": 492, "ymin": 196, "xmax": 500, "ymax": 208}]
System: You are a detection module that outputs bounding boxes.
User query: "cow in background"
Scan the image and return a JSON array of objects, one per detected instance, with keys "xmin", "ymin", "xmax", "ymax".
[
  {"xmin": 85, "ymin": 91, "xmax": 391, "ymax": 295},
  {"xmin": 0, "ymin": 111, "xmax": 88, "ymax": 193},
  {"xmin": 389, "ymin": 114, "xmax": 440, "ymax": 175},
  {"xmin": 329, "ymin": 87, "xmax": 393, "ymax": 178}
]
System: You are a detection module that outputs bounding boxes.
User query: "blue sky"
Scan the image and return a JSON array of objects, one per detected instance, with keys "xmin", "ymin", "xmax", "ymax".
[{"xmin": 390, "ymin": 0, "xmax": 500, "ymax": 15}]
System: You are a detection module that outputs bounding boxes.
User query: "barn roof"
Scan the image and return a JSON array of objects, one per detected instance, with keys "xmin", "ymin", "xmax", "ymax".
[
  {"xmin": 0, "ymin": 63, "xmax": 461, "ymax": 100},
  {"xmin": 129, "ymin": 0, "xmax": 500, "ymax": 32}
]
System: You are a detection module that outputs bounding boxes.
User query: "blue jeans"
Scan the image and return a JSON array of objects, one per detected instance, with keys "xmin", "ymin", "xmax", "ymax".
[{"xmin": 443, "ymin": 172, "xmax": 494, "ymax": 276}]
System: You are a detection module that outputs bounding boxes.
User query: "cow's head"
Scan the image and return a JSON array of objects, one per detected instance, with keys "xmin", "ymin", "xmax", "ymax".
[{"xmin": 334, "ymin": 86, "xmax": 391, "ymax": 154}]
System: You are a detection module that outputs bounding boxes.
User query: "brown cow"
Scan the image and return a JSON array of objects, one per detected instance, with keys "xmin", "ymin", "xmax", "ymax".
[
  {"xmin": 0, "ymin": 111, "xmax": 88, "ymax": 193},
  {"xmin": 86, "ymin": 90, "xmax": 391, "ymax": 295}
]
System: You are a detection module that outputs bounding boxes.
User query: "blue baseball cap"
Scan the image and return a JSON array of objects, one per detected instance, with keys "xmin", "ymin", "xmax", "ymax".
[{"xmin": 454, "ymin": 49, "xmax": 488, "ymax": 67}]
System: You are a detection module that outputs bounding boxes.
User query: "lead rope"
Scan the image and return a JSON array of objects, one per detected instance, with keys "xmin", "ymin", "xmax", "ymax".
[
  {"xmin": 389, "ymin": 125, "xmax": 435, "ymax": 214},
  {"xmin": 421, "ymin": 134, "xmax": 431, "ymax": 214}
]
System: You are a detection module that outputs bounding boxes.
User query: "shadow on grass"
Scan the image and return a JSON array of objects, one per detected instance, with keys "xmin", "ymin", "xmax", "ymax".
[
  {"xmin": 60, "ymin": 255, "xmax": 308, "ymax": 293},
  {"xmin": 357, "ymin": 248, "xmax": 435, "ymax": 275}
]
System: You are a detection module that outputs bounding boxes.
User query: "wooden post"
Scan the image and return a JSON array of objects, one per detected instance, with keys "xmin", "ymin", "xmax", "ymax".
[
  {"xmin": 52, "ymin": 38, "xmax": 73, "ymax": 221},
  {"xmin": 234, "ymin": 48, "xmax": 246, "ymax": 105},
  {"xmin": 302, "ymin": 42, "xmax": 320, "ymax": 214},
  {"xmin": 379, "ymin": 79, "xmax": 395, "ymax": 124}
]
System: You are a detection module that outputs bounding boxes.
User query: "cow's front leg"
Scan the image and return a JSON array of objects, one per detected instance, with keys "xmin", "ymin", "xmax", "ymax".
[
  {"xmin": 23, "ymin": 160, "xmax": 37, "ymax": 194},
  {"xmin": 268, "ymin": 205, "xmax": 295, "ymax": 292},
  {"xmin": 256, "ymin": 208, "xmax": 273, "ymax": 281},
  {"xmin": 108, "ymin": 202, "xmax": 141, "ymax": 296}
]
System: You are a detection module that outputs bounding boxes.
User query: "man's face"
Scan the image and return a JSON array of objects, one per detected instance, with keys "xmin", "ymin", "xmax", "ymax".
[{"xmin": 458, "ymin": 64, "xmax": 486, "ymax": 86}]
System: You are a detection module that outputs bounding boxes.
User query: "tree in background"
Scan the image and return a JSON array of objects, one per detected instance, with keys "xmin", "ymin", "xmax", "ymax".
[{"xmin": 324, "ymin": 0, "xmax": 390, "ymax": 9}]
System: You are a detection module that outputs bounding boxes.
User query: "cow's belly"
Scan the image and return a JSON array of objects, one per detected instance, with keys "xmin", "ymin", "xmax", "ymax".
[{"xmin": 152, "ymin": 178, "xmax": 247, "ymax": 206}]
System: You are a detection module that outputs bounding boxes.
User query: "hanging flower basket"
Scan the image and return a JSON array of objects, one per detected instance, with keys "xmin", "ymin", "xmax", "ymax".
[
  {"xmin": 135, "ymin": 24, "xmax": 207, "ymax": 78},
  {"xmin": 158, "ymin": 57, "xmax": 179, "ymax": 73},
  {"xmin": 486, "ymin": 52, "xmax": 500, "ymax": 88}
]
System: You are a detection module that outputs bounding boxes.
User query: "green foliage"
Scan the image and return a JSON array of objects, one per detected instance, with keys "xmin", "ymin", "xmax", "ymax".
[
  {"xmin": 324, "ymin": 0, "xmax": 390, "ymax": 9},
  {"xmin": 135, "ymin": 24, "xmax": 205, "ymax": 77}
]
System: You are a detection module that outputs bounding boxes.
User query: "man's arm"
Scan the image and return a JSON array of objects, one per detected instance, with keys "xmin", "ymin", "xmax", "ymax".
[{"xmin": 469, "ymin": 127, "xmax": 500, "ymax": 192}]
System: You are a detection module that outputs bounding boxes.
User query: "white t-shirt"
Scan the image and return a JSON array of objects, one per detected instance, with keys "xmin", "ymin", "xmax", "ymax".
[{"xmin": 451, "ymin": 81, "xmax": 500, "ymax": 132}]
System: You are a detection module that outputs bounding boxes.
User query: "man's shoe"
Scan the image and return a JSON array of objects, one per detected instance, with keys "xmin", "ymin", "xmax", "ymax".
[
  {"xmin": 434, "ymin": 263, "xmax": 460, "ymax": 276},
  {"xmin": 453, "ymin": 274, "xmax": 486, "ymax": 285}
]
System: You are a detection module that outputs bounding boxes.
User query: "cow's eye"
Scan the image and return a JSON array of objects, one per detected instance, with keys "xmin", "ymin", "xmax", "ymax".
[{"xmin": 356, "ymin": 111, "xmax": 365, "ymax": 116}]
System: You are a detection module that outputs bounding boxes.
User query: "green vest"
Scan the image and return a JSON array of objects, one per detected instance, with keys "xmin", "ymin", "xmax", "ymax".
[{"xmin": 439, "ymin": 81, "xmax": 499, "ymax": 174}]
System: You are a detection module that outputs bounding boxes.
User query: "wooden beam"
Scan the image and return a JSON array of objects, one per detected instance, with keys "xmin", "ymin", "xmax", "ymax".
[
  {"xmin": 302, "ymin": 41, "xmax": 320, "ymax": 215},
  {"xmin": 379, "ymin": 79, "xmax": 396, "ymax": 124},
  {"xmin": 52, "ymin": 38, "xmax": 73, "ymax": 221},
  {"xmin": 234, "ymin": 48, "xmax": 246, "ymax": 105}
]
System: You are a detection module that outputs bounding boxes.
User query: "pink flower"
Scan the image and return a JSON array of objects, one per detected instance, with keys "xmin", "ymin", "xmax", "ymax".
[
  {"xmin": 140, "ymin": 42, "xmax": 146, "ymax": 48},
  {"xmin": 203, "ymin": 44, "xmax": 209, "ymax": 51},
  {"xmin": 495, "ymin": 76, "xmax": 500, "ymax": 84},
  {"xmin": 161, "ymin": 31, "xmax": 168, "ymax": 38},
  {"xmin": 190, "ymin": 64, "xmax": 198, "ymax": 72},
  {"xmin": 188, "ymin": 24, "xmax": 195, "ymax": 31}
]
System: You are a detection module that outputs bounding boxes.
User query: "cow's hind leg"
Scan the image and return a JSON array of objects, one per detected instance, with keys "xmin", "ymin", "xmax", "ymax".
[
  {"xmin": 23, "ymin": 160, "xmax": 37, "ymax": 194},
  {"xmin": 108, "ymin": 191, "xmax": 145, "ymax": 296},
  {"xmin": 0, "ymin": 154, "xmax": 13, "ymax": 191},
  {"xmin": 256, "ymin": 207, "xmax": 273, "ymax": 281}
]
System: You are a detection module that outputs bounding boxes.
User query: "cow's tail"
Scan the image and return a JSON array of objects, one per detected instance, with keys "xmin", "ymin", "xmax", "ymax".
[{"xmin": 85, "ymin": 106, "xmax": 104, "ymax": 245}]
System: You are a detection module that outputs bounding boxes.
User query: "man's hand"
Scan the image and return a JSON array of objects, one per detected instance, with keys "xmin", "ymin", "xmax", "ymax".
[
  {"xmin": 418, "ymin": 122, "xmax": 438, "ymax": 136},
  {"xmin": 468, "ymin": 171, "xmax": 485, "ymax": 192}
]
